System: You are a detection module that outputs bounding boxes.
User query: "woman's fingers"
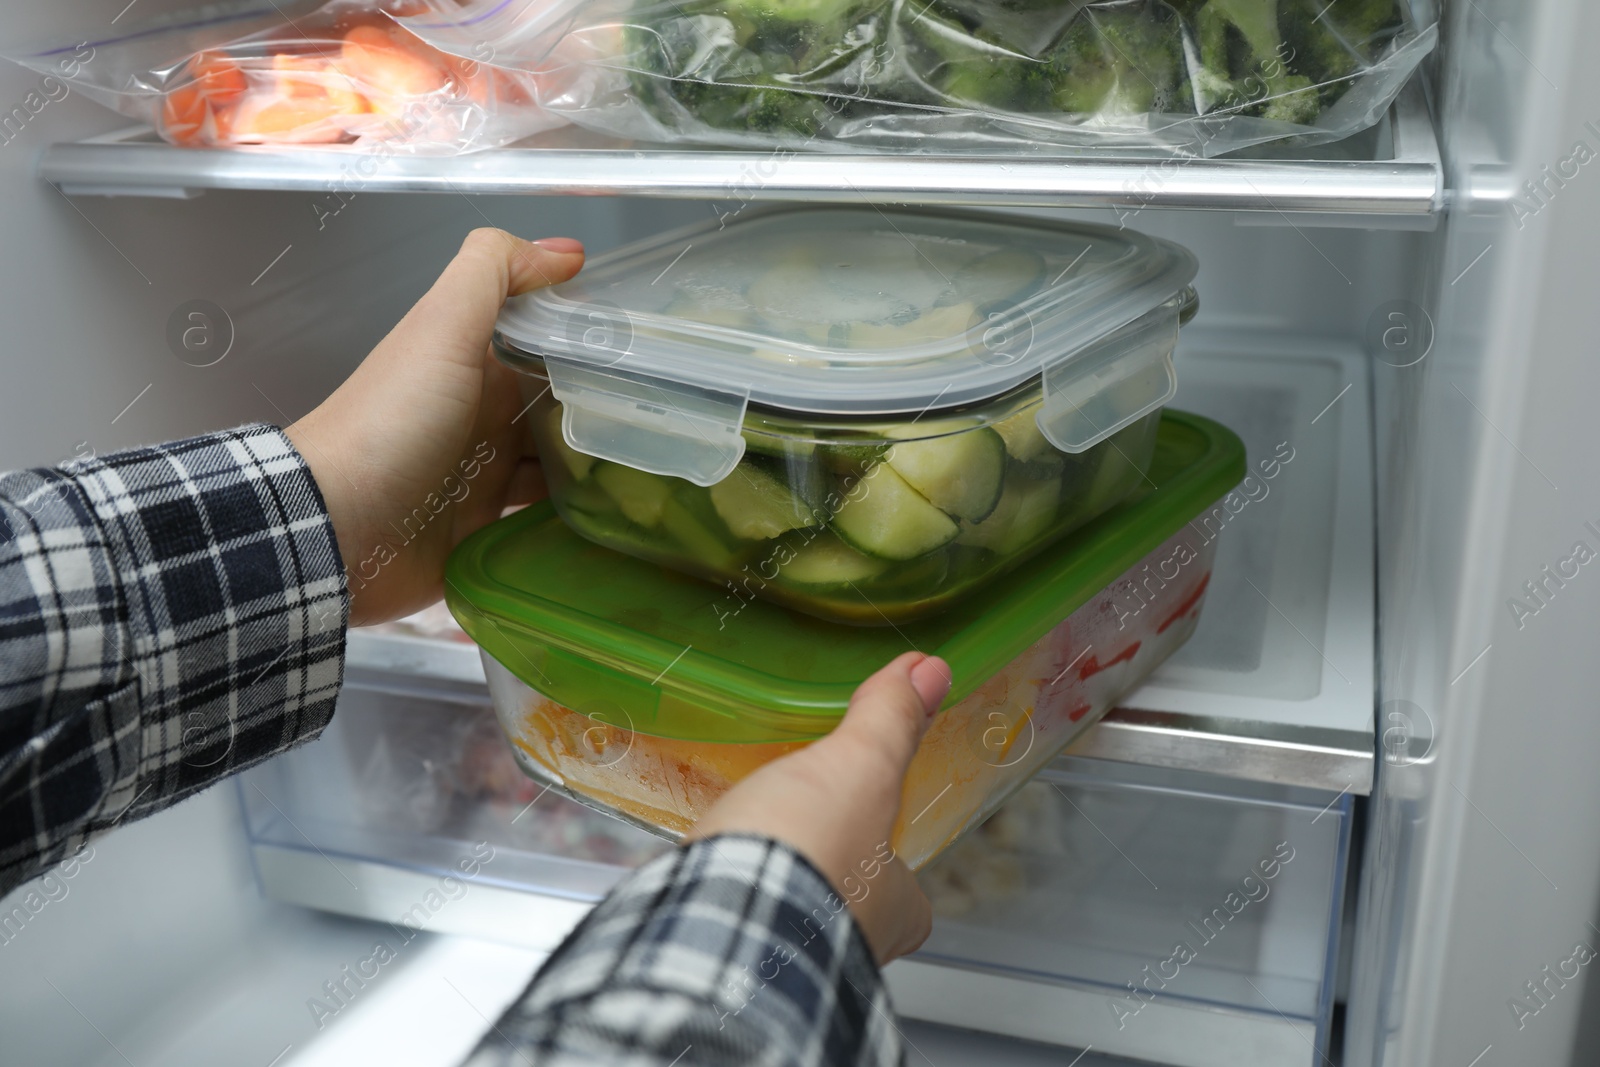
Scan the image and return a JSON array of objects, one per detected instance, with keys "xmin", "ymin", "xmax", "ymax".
[
  {"xmin": 824, "ymin": 652, "xmax": 951, "ymax": 783},
  {"xmin": 384, "ymin": 228, "xmax": 584, "ymax": 376}
]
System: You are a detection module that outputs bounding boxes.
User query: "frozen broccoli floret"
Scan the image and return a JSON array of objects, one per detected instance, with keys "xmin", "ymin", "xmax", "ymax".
[
  {"xmin": 1206, "ymin": 0, "xmax": 1279, "ymax": 58},
  {"xmin": 1261, "ymin": 73, "xmax": 1319, "ymax": 121},
  {"xmin": 1049, "ymin": 6, "xmax": 1182, "ymax": 116},
  {"xmin": 901, "ymin": 4, "xmax": 1055, "ymax": 112},
  {"xmin": 1312, "ymin": 0, "xmax": 1403, "ymax": 46},
  {"xmin": 1182, "ymin": 0, "xmax": 1322, "ymax": 122},
  {"xmin": 626, "ymin": 0, "xmax": 891, "ymax": 138},
  {"xmin": 943, "ymin": 57, "xmax": 1056, "ymax": 111},
  {"xmin": 1281, "ymin": 0, "xmax": 1403, "ymax": 83}
]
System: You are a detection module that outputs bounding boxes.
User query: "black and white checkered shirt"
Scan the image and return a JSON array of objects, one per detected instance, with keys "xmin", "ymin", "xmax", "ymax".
[
  {"xmin": 467, "ymin": 834, "xmax": 901, "ymax": 1067},
  {"xmin": 0, "ymin": 425, "xmax": 900, "ymax": 1067}
]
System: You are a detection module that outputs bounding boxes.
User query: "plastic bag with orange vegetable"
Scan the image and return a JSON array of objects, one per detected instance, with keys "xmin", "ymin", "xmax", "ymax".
[{"xmin": 6, "ymin": 0, "xmax": 575, "ymax": 153}]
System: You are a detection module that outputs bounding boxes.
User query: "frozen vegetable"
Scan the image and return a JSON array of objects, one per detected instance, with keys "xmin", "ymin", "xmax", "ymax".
[
  {"xmin": 533, "ymin": 396, "xmax": 1162, "ymax": 623},
  {"xmin": 597, "ymin": 0, "xmax": 1423, "ymax": 152},
  {"xmin": 12, "ymin": 0, "xmax": 565, "ymax": 153}
]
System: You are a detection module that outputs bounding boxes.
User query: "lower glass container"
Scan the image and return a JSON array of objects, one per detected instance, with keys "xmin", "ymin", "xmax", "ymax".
[{"xmin": 483, "ymin": 526, "xmax": 1217, "ymax": 870}]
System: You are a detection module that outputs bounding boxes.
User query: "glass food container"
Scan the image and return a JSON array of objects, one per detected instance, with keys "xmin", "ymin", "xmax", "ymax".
[
  {"xmin": 446, "ymin": 410, "xmax": 1244, "ymax": 870},
  {"xmin": 495, "ymin": 206, "xmax": 1199, "ymax": 625}
]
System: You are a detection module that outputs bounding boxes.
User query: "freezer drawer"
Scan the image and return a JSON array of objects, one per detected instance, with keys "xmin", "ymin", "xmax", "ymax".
[
  {"xmin": 242, "ymin": 674, "xmax": 1351, "ymax": 1067},
  {"xmin": 240, "ymin": 678, "xmax": 669, "ymax": 952},
  {"xmin": 891, "ymin": 759, "xmax": 1351, "ymax": 1067}
]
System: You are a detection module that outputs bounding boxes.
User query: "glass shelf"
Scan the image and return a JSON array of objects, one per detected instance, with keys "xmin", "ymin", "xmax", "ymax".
[{"xmin": 41, "ymin": 90, "xmax": 1437, "ymax": 224}]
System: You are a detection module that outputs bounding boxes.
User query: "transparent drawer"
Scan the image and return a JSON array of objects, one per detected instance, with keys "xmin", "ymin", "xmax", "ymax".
[
  {"xmin": 890, "ymin": 758, "xmax": 1352, "ymax": 1067},
  {"xmin": 240, "ymin": 677, "xmax": 669, "ymax": 950},
  {"xmin": 244, "ymin": 660, "xmax": 1349, "ymax": 1067}
]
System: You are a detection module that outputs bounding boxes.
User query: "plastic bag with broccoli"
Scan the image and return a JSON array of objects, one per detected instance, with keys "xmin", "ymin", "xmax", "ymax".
[{"xmin": 401, "ymin": 0, "xmax": 1436, "ymax": 156}]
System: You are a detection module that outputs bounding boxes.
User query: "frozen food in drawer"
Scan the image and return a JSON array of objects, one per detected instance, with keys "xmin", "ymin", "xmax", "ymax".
[
  {"xmin": 446, "ymin": 411, "xmax": 1245, "ymax": 870},
  {"xmin": 241, "ymin": 680, "xmax": 669, "ymax": 905},
  {"xmin": 894, "ymin": 759, "xmax": 1352, "ymax": 1067},
  {"xmin": 494, "ymin": 206, "xmax": 1199, "ymax": 624}
]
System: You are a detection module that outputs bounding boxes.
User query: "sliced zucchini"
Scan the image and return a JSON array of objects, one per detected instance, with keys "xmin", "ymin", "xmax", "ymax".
[
  {"xmin": 992, "ymin": 407, "xmax": 1054, "ymax": 462},
  {"xmin": 832, "ymin": 462, "xmax": 960, "ymax": 560},
  {"xmin": 594, "ymin": 462, "xmax": 676, "ymax": 527},
  {"xmin": 874, "ymin": 547, "xmax": 952, "ymax": 599},
  {"xmin": 958, "ymin": 475, "xmax": 1060, "ymax": 554},
  {"xmin": 779, "ymin": 532, "xmax": 888, "ymax": 586},
  {"xmin": 1011, "ymin": 451, "xmax": 1066, "ymax": 482},
  {"xmin": 710, "ymin": 463, "xmax": 818, "ymax": 541},
  {"xmin": 997, "ymin": 477, "xmax": 1062, "ymax": 555},
  {"xmin": 957, "ymin": 483, "xmax": 1021, "ymax": 551},
  {"xmin": 950, "ymin": 248, "xmax": 1047, "ymax": 307},
  {"xmin": 884, "ymin": 427, "xmax": 1006, "ymax": 523},
  {"xmin": 1071, "ymin": 415, "xmax": 1160, "ymax": 519},
  {"xmin": 559, "ymin": 502, "xmax": 663, "ymax": 560},
  {"xmin": 770, "ymin": 454, "xmax": 832, "ymax": 512},
  {"xmin": 662, "ymin": 490, "xmax": 740, "ymax": 570},
  {"xmin": 561, "ymin": 478, "xmax": 620, "ymax": 519},
  {"xmin": 820, "ymin": 441, "xmax": 889, "ymax": 478},
  {"xmin": 542, "ymin": 405, "xmax": 598, "ymax": 481},
  {"xmin": 747, "ymin": 238, "xmax": 953, "ymax": 345}
]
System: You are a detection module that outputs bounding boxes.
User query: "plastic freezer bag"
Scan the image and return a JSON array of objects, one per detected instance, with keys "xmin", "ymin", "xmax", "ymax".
[
  {"xmin": 403, "ymin": 0, "xmax": 1436, "ymax": 156},
  {"xmin": 6, "ymin": 0, "xmax": 571, "ymax": 152}
]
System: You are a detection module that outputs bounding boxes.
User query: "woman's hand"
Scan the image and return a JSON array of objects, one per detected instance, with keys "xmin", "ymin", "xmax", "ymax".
[
  {"xmin": 286, "ymin": 228, "xmax": 584, "ymax": 626},
  {"xmin": 688, "ymin": 651, "xmax": 953, "ymax": 966}
]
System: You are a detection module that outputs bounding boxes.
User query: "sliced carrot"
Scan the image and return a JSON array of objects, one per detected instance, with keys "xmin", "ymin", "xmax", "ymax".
[
  {"xmin": 190, "ymin": 50, "xmax": 247, "ymax": 106},
  {"xmin": 341, "ymin": 24, "xmax": 452, "ymax": 116},
  {"xmin": 159, "ymin": 83, "xmax": 211, "ymax": 146},
  {"xmin": 227, "ymin": 94, "xmax": 350, "ymax": 143},
  {"xmin": 271, "ymin": 54, "xmax": 369, "ymax": 114}
]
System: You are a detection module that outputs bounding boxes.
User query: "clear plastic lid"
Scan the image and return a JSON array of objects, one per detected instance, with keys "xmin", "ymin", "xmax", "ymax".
[{"xmin": 496, "ymin": 208, "xmax": 1197, "ymax": 485}]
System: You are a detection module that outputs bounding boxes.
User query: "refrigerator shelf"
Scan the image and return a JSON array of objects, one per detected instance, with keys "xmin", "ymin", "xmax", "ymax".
[{"xmin": 39, "ymin": 92, "xmax": 1438, "ymax": 221}]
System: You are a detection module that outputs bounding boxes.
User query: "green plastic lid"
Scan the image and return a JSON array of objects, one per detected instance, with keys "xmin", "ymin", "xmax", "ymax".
[{"xmin": 445, "ymin": 410, "xmax": 1244, "ymax": 744}]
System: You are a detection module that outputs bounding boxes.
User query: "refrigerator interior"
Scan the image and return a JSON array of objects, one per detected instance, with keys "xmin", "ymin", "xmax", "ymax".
[{"xmin": 3, "ymin": 0, "xmax": 1600, "ymax": 1065}]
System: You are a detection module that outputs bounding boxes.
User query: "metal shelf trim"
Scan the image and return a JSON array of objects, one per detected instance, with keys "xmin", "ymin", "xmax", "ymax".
[
  {"xmin": 41, "ymin": 92, "xmax": 1440, "ymax": 216},
  {"xmin": 1065, "ymin": 709, "xmax": 1373, "ymax": 795}
]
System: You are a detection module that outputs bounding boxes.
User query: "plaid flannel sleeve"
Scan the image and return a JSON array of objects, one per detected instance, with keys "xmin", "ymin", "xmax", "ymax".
[
  {"xmin": 465, "ymin": 834, "xmax": 902, "ymax": 1067},
  {"xmin": 0, "ymin": 425, "xmax": 347, "ymax": 895}
]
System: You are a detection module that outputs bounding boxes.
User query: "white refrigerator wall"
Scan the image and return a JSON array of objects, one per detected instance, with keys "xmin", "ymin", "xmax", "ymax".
[{"xmin": 1349, "ymin": 1, "xmax": 1600, "ymax": 1066}]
